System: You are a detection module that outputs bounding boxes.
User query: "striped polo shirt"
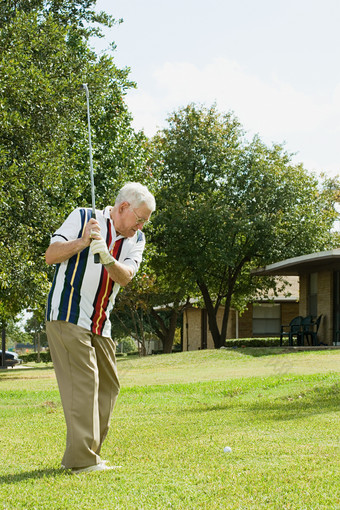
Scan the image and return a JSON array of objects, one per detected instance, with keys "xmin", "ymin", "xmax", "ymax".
[{"xmin": 46, "ymin": 206, "xmax": 145, "ymax": 338}]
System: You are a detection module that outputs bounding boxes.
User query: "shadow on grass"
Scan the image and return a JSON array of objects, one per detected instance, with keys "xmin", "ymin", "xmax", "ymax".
[
  {"xmin": 249, "ymin": 385, "xmax": 340, "ymax": 421},
  {"xmin": 190, "ymin": 382, "xmax": 340, "ymax": 421},
  {"xmin": 116, "ymin": 357, "xmax": 136, "ymax": 364},
  {"xmin": 18, "ymin": 365, "xmax": 54, "ymax": 370},
  {"xmin": 0, "ymin": 366, "xmax": 56, "ymax": 381},
  {"xmin": 229, "ymin": 348, "xmax": 287, "ymax": 358},
  {"xmin": 221, "ymin": 346, "xmax": 340, "ymax": 358},
  {"xmin": 0, "ymin": 468, "xmax": 68, "ymax": 485}
]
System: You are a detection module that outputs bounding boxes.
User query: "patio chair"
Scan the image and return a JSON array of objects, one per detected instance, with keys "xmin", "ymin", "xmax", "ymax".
[
  {"xmin": 300, "ymin": 315, "xmax": 315, "ymax": 345},
  {"xmin": 305, "ymin": 314, "xmax": 322, "ymax": 346},
  {"xmin": 280, "ymin": 316, "xmax": 303, "ymax": 346}
]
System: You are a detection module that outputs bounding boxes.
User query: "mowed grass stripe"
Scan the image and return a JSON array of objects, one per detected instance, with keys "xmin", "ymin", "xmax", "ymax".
[{"xmin": 0, "ymin": 349, "xmax": 339, "ymax": 509}]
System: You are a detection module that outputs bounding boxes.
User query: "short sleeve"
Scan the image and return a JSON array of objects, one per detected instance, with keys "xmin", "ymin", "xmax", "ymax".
[
  {"xmin": 122, "ymin": 231, "xmax": 146, "ymax": 276},
  {"xmin": 50, "ymin": 208, "xmax": 83, "ymax": 244}
]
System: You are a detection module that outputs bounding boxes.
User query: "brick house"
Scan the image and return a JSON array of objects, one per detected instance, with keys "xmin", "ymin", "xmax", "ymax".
[
  {"xmin": 182, "ymin": 277, "xmax": 299, "ymax": 351},
  {"xmin": 253, "ymin": 249, "xmax": 340, "ymax": 346}
]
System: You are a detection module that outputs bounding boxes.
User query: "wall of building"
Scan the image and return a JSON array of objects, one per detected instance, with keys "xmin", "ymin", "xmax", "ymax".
[
  {"xmin": 281, "ymin": 302, "xmax": 301, "ymax": 327},
  {"xmin": 183, "ymin": 308, "xmax": 202, "ymax": 351},
  {"xmin": 183, "ymin": 307, "xmax": 236, "ymax": 351},
  {"xmin": 183, "ymin": 301, "xmax": 299, "ymax": 351},
  {"xmin": 238, "ymin": 306, "xmax": 253, "ymax": 338},
  {"xmin": 299, "ymin": 274, "xmax": 308, "ymax": 316},
  {"xmin": 299, "ymin": 270, "xmax": 333, "ymax": 345},
  {"xmin": 317, "ymin": 270, "xmax": 333, "ymax": 343}
]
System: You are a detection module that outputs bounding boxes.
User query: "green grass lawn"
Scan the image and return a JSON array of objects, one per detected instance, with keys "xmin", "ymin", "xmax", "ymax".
[{"xmin": 1, "ymin": 348, "xmax": 340, "ymax": 509}]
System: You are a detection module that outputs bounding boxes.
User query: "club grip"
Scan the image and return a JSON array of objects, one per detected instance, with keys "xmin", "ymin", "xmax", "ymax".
[{"xmin": 90, "ymin": 210, "xmax": 100, "ymax": 264}]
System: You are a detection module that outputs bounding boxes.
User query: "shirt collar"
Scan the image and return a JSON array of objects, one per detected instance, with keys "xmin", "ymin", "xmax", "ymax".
[{"xmin": 103, "ymin": 206, "xmax": 124, "ymax": 240}]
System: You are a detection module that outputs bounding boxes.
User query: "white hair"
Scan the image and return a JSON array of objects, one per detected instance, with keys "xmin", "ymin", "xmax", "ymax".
[{"xmin": 115, "ymin": 182, "xmax": 156, "ymax": 211}]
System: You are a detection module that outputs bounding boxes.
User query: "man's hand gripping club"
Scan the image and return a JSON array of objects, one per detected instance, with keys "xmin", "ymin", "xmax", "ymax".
[
  {"xmin": 90, "ymin": 238, "xmax": 116, "ymax": 267},
  {"xmin": 87, "ymin": 220, "xmax": 115, "ymax": 266},
  {"xmin": 89, "ymin": 225, "xmax": 134, "ymax": 286}
]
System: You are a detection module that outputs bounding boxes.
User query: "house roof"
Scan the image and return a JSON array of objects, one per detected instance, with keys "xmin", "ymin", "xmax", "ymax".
[{"xmin": 252, "ymin": 248, "xmax": 340, "ymax": 276}]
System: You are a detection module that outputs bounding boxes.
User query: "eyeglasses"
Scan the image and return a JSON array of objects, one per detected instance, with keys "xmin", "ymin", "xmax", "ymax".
[{"xmin": 130, "ymin": 207, "xmax": 150, "ymax": 226}]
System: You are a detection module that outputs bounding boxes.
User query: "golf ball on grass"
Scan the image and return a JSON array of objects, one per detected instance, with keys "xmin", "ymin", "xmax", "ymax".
[{"xmin": 223, "ymin": 446, "xmax": 232, "ymax": 453}]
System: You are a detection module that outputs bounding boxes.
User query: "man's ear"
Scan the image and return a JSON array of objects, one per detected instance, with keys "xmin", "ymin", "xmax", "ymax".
[{"xmin": 118, "ymin": 201, "xmax": 130, "ymax": 213}]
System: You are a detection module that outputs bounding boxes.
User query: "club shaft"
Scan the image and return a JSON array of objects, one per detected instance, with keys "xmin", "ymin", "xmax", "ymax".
[
  {"xmin": 83, "ymin": 84, "xmax": 100, "ymax": 264},
  {"xmin": 83, "ymin": 84, "xmax": 96, "ymax": 218}
]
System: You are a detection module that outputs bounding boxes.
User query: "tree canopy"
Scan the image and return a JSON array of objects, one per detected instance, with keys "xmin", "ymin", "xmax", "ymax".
[
  {"xmin": 0, "ymin": 0, "xmax": 152, "ymax": 320},
  {"xmin": 1, "ymin": 2, "xmax": 340, "ymax": 354},
  {"xmin": 150, "ymin": 104, "xmax": 340, "ymax": 348}
]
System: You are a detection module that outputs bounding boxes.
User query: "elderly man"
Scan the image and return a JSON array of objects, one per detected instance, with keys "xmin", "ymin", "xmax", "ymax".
[{"xmin": 45, "ymin": 182, "xmax": 155, "ymax": 474}]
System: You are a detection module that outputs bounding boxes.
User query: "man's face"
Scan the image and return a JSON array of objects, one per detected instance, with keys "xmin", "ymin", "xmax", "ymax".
[{"xmin": 114, "ymin": 201, "xmax": 152, "ymax": 238}]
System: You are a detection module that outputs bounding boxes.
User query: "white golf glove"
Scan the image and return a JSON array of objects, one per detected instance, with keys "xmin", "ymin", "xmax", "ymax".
[{"xmin": 90, "ymin": 238, "xmax": 115, "ymax": 266}]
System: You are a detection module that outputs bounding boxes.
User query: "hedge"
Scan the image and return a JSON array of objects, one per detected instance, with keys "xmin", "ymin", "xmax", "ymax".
[
  {"xmin": 223, "ymin": 337, "xmax": 286, "ymax": 348},
  {"xmin": 20, "ymin": 350, "xmax": 140, "ymax": 363},
  {"xmin": 18, "ymin": 339, "xmax": 287, "ymax": 364},
  {"xmin": 20, "ymin": 351, "xmax": 52, "ymax": 363}
]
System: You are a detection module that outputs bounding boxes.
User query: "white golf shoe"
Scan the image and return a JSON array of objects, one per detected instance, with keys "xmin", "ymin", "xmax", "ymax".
[{"xmin": 71, "ymin": 461, "xmax": 122, "ymax": 474}]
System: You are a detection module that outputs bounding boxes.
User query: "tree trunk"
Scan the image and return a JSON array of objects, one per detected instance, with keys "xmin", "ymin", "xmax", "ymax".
[
  {"xmin": 220, "ymin": 260, "xmax": 249, "ymax": 344},
  {"xmin": 162, "ymin": 309, "xmax": 178, "ymax": 353},
  {"xmin": 1, "ymin": 322, "xmax": 6, "ymax": 369},
  {"xmin": 150, "ymin": 308, "xmax": 178, "ymax": 353},
  {"xmin": 139, "ymin": 343, "xmax": 147, "ymax": 357},
  {"xmin": 196, "ymin": 280, "xmax": 223, "ymax": 348},
  {"xmin": 220, "ymin": 290, "xmax": 233, "ymax": 344}
]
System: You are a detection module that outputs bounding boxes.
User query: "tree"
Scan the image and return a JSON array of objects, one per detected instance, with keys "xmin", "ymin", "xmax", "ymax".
[
  {"xmin": 144, "ymin": 261, "xmax": 195, "ymax": 354},
  {"xmin": 111, "ymin": 282, "xmax": 151, "ymax": 356},
  {"xmin": 0, "ymin": 1, "xmax": 152, "ymax": 322},
  {"xmin": 151, "ymin": 104, "xmax": 340, "ymax": 348},
  {"xmin": 110, "ymin": 235, "xmax": 197, "ymax": 354},
  {"xmin": 6, "ymin": 318, "xmax": 35, "ymax": 349}
]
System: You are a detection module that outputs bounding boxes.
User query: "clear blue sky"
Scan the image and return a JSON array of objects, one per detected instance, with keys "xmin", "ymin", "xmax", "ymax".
[{"xmin": 94, "ymin": 0, "xmax": 340, "ymax": 179}]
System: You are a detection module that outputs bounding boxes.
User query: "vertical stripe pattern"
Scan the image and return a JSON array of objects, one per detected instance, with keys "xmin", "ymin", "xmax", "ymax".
[
  {"xmin": 46, "ymin": 264, "xmax": 60, "ymax": 321},
  {"xmin": 90, "ymin": 237, "xmax": 124, "ymax": 335},
  {"xmin": 46, "ymin": 206, "xmax": 144, "ymax": 338},
  {"xmin": 56, "ymin": 209, "xmax": 91, "ymax": 323}
]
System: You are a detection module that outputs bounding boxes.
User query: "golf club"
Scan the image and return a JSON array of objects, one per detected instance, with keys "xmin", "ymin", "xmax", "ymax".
[{"xmin": 82, "ymin": 83, "xmax": 100, "ymax": 263}]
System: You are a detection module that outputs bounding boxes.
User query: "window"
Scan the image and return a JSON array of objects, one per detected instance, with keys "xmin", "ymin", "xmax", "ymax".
[
  {"xmin": 252, "ymin": 304, "xmax": 281, "ymax": 336},
  {"xmin": 309, "ymin": 273, "xmax": 318, "ymax": 317},
  {"xmin": 333, "ymin": 272, "xmax": 340, "ymax": 343}
]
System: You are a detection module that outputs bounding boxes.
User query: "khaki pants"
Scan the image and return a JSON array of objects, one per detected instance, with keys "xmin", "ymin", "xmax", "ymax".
[{"xmin": 46, "ymin": 320, "xmax": 120, "ymax": 469}]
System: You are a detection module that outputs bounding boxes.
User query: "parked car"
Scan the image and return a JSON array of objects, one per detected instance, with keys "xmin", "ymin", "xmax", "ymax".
[{"xmin": 0, "ymin": 351, "xmax": 23, "ymax": 368}]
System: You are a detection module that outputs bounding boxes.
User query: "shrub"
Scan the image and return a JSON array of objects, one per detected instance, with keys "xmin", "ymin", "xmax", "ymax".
[
  {"xmin": 116, "ymin": 337, "xmax": 138, "ymax": 354},
  {"xmin": 222, "ymin": 337, "xmax": 286, "ymax": 348},
  {"xmin": 20, "ymin": 351, "xmax": 52, "ymax": 363}
]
